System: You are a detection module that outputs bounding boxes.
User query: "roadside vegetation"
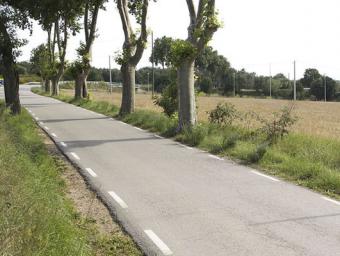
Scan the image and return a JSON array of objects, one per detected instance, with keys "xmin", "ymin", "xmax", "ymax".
[
  {"xmin": 0, "ymin": 102, "xmax": 141, "ymax": 256},
  {"xmin": 33, "ymin": 88, "xmax": 340, "ymax": 199}
]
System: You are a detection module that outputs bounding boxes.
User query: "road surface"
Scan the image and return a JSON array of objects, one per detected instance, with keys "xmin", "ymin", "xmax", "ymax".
[{"xmin": 2, "ymin": 85, "xmax": 340, "ymax": 256}]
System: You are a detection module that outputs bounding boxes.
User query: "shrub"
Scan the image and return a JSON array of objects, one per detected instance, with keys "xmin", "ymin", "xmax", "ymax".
[
  {"xmin": 208, "ymin": 102, "xmax": 238, "ymax": 126},
  {"xmin": 260, "ymin": 104, "xmax": 297, "ymax": 144},
  {"xmin": 247, "ymin": 142, "xmax": 269, "ymax": 163},
  {"xmin": 154, "ymin": 83, "xmax": 178, "ymax": 117},
  {"xmin": 179, "ymin": 125, "xmax": 207, "ymax": 146}
]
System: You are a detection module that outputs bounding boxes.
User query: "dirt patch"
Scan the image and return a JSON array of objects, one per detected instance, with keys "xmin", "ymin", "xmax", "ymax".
[{"xmin": 41, "ymin": 132, "xmax": 120, "ymax": 236}]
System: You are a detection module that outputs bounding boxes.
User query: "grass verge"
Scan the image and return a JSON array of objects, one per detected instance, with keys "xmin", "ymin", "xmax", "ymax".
[
  {"xmin": 32, "ymin": 88, "xmax": 340, "ymax": 199},
  {"xmin": 0, "ymin": 101, "xmax": 141, "ymax": 256}
]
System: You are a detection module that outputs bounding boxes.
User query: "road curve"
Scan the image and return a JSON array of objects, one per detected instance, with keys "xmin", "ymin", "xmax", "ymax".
[{"xmin": 2, "ymin": 85, "xmax": 340, "ymax": 256}]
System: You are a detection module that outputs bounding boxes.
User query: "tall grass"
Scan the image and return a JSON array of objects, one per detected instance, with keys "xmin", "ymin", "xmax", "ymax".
[
  {"xmin": 0, "ymin": 102, "xmax": 141, "ymax": 255},
  {"xmin": 32, "ymin": 88, "xmax": 340, "ymax": 199}
]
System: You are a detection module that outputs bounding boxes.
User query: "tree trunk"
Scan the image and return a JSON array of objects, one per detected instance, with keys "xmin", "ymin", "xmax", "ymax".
[
  {"xmin": 74, "ymin": 69, "xmax": 90, "ymax": 99},
  {"xmin": 51, "ymin": 78, "xmax": 59, "ymax": 96},
  {"xmin": 177, "ymin": 59, "xmax": 196, "ymax": 130},
  {"xmin": 119, "ymin": 63, "xmax": 136, "ymax": 115},
  {"xmin": 3, "ymin": 67, "xmax": 21, "ymax": 115},
  {"xmin": 44, "ymin": 79, "xmax": 51, "ymax": 93}
]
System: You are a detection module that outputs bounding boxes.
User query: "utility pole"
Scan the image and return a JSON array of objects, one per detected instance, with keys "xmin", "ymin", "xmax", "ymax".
[
  {"xmin": 293, "ymin": 60, "xmax": 296, "ymax": 101},
  {"xmin": 269, "ymin": 63, "xmax": 272, "ymax": 98},
  {"xmin": 147, "ymin": 72, "xmax": 150, "ymax": 93},
  {"xmin": 324, "ymin": 74, "xmax": 327, "ymax": 102},
  {"xmin": 109, "ymin": 55, "xmax": 112, "ymax": 94},
  {"xmin": 233, "ymin": 72, "xmax": 236, "ymax": 97},
  {"xmin": 151, "ymin": 31, "xmax": 155, "ymax": 98}
]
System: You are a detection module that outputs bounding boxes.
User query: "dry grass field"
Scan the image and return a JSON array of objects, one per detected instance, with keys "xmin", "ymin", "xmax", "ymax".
[{"xmin": 61, "ymin": 89, "xmax": 340, "ymax": 140}]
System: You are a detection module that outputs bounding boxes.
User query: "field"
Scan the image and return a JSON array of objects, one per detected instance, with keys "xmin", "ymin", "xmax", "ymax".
[{"xmin": 61, "ymin": 89, "xmax": 340, "ymax": 140}]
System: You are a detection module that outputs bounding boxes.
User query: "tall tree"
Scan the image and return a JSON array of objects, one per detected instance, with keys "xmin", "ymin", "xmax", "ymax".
[
  {"xmin": 74, "ymin": 0, "xmax": 106, "ymax": 99},
  {"xmin": 38, "ymin": 0, "xmax": 82, "ymax": 96},
  {"xmin": 0, "ymin": 2, "xmax": 31, "ymax": 114},
  {"xmin": 150, "ymin": 36, "xmax": 173, "ymax": 69},
  {"xmin": 30, "ymin": 44, "xmax": 50, "ymax": 91},
  {"xmin": 172, "ymin": 0, "xmax": 220, "ymax": 129},
  {"xmin": 300, "ymin": 68, "xmax": 321, "ymax": 89},
  {"xmin": 115, "ymin": 0, "xmax": 150, "ymax": 115}
]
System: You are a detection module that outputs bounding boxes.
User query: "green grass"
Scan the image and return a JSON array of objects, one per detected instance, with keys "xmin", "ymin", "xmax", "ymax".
[
  {"xmin": 0, "ymin": 102, "xmax": 141, "ymax": 256},
  {"xmin": 32, "ymin": 88, "xmax": 340, "ymax": 199}
]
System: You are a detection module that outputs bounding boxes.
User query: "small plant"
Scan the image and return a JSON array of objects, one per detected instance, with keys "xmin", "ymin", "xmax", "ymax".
[
  {"xmin": 208, "ymin": 102, "xmax": 238, "ymax": 126},
  {"xmin": 260, "ymin": 104, "xmax": 297, "ymax": 144},
  {"xmin": 179, "ymin": 125, "xmax": 207, "ymax": 146},
  {"xmin": 154, "ymin": 83, "xmax": 178, "ymax": 117},
  {"xmin": 247, "ymin": 142, "xmax": 269, "ymax": 163}
]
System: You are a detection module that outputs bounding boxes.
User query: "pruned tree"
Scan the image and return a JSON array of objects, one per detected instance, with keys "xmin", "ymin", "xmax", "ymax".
[
  {"xmin": 171, "ymin": 0, "xmax": 220, "ymax": 130},
  {"xmin": 74, "ymin": 0, "xmax": 106, "ymax": 99},
  {"xmin": 38, "ymin": 0, "xmax": 82, "ymax": 96},
  {"xmin": 115, "ymin": 0, "xmax": 150, "ymax": 115},
  {"xmin": 0, "ymin": 2, "xmax": 32, "ymax": 114}
]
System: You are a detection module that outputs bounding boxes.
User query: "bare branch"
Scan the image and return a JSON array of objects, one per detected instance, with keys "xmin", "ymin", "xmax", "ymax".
[
  {"xmin": 131, "ymin": 0, "xmax": 149, "ymax": 65},
  {"xmin": 117, "ymin": 0, "xmax": 133, "ymax": 43}
]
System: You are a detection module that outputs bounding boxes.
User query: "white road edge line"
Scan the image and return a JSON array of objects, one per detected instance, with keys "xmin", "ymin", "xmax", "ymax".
[
  {"xmin": 182, "ymin": 144, "xmax": 193, "ymax": 150},
  {"xmin": 39, "ymin": 121, "xmax": 44, "ymax": 125},
  {"xmin": 119, "ymin": 121, "xmax": 127, "ymax": 125},
  {"xmin": 85, "ymin": 168, "xmax": 98, "ymax": 177},
  {"xmin": 44, "ymin": 126, "xmax": 49, "ymax": 130},
  {"xmin": 209, "ymin": 154, "xmax": 224, "ymax": 161},
  {"xmin": 51, "ymin": 133, "xmax": 58, "ymax": 138},
  {"xmin": 322, "ymin": 196, "xmax": 340, "ymax": 206},
  {"xmin": 135, "ymin": 127, "xmax": 143, "ymax": 131},
  {"xmin": 251, "ymin": 170, "xmax": 279, "ymax": 182},
  {"xmin": 144, "ymin": 230, "xmax": 173, "ymax": 255},
  {"xmin": 35, "ymin": 117, "xmax": 39, "ymax": 120},
  {"xmin": 60, "ymin": 142, "xmax": 67, "ymax": 147},
  {"xmin": 108, "ymin": 191, "xmax": 128, "ymax": 209},
  {"xmin": 70, "ymin": 152, "xmax": 80, "ymax": 160},
  {"xmin": 154, "ymin": 135, "xmax": 164, "ymax": 139}
]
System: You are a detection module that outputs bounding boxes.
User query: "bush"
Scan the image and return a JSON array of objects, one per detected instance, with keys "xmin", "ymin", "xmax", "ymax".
[
  {"xmin": 247, "ymin": 142, "xmax": 269, "ymax": 163},
  {"xmin": 178, "ymin": 125, "xmax": 207, "ymax": 146},
  {"xmin": 260, "ymin": 105, "xmax": 297, "ymax": 144},
  {"xmin": 208, "ymin": 102, "xmax": 238, "ymax": 126},
  {"xmin": 154, "ymin": 83, "xmax": 178, "ymax": 117}
]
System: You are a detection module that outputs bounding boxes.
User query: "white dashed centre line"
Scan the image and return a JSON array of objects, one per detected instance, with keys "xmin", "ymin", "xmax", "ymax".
[
  {"xmin": 70, "ymin": 152, "xmax": 80, "ymax": 160},
  {"xmin": 208, "ymin": 154, "xmax": 224, "ymax": 161},
  {"xmin": 144, "ymin": 230, "xmax": 173, "ymax": 255},
  {"xmin": 108, "ymin": 191, "xmax": 128, "ymax": 209},
  {"xmin": 60, "ymin": 142, "xmax": 68, "ymax": 147},
  {"xmin": 51, "ymin": 133, "xmax": 58, "ymax": 138},
  {"xmin": 85, "ymin": 168, "xmax": 98, "ymax": 177},
  {"xmin": 154, "ymin": 135, "xmax": 164, "ymax": 139},
  {"xmin": 322, "ymin": 197, "xmax": 340, "ymax": 206},
  {"xmin": 251, "ymin": 170, "xmax": 279, "ymax": 182}
]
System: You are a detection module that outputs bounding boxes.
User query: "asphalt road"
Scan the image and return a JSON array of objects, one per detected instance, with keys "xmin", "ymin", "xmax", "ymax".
[{"xmin": 2, "ymin": 85, "xmax": 340, "ymax": 256}]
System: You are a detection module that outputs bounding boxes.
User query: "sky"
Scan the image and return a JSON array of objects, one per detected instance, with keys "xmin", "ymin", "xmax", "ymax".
[{"xmin": 18, "ymin": 0, "xmax": 340, "ymax": 79}]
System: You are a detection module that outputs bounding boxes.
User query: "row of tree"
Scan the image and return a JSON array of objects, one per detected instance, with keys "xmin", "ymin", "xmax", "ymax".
[{"xmin": 1, "ymin": 0, "xmax": 219, "ymax": 130}]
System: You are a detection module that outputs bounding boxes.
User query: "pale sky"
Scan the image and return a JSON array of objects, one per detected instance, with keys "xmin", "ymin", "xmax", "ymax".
[{"xmin": 18, "ymin": 0, "xmax": 340, "ymax": 79}]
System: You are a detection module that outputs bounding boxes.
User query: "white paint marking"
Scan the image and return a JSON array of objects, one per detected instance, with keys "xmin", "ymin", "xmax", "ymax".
[
  {"xmin": 322, "ymin": 197, "xmax": 340, "ymax": 206},
  {"xmin": 182, "ymin": 144, "xmax": 193, "ymax": 150},
  {"xmin": 70, "ymin": 152, "xmax": 80, "ymax": 160},
  {"xmin": 44, "ymin": 126, "xmax": 49, "ymax": 130},
  {"xmin": 85, "ymin": 168, "xmax": 98, "ymax": 178},
  {"xmin": 135, "ymin": 127, "xmax": 143, "ymax": 131},
  {"xmin": 119, "ymin": 121, "xmax": 127, "ymax": 125},
  {"xmin": 108, "ymin": 191, "xmax": 128, "ymax": 209},
  {"xmin": 251, "ymin": 170, "xmax": 279, "ymax": 182},
  {"xmin": 144, "ymin": 230, "xmax": 173, "ymax": 255},
  {"xmin": 109, "ymin": 118, "xmax": 114, "ymax": 120},
  {"xmin": 51, "ymin": 133, "xmax": 58, "ymax": 138},
  {"xmin": 28, "ymin": 110, "xmax": 32, "ymax": 113},
  {"xmin": 32, "ymin": 113, "xmax": 36, "ymax": 116},
  {"xmin": 39, "ymin": 121, "xmax": 44, "ymax": 125},
  {"xmin": 209, "ymin": 154, "xmax": 224, "ymax": 161},
  {"xmin": 60, "ymin": 142, "xmax": 67, "ymax": 147},
  {"xmin": 154, "ymin": 135, "xmax": 164, "ymax": 139}
]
